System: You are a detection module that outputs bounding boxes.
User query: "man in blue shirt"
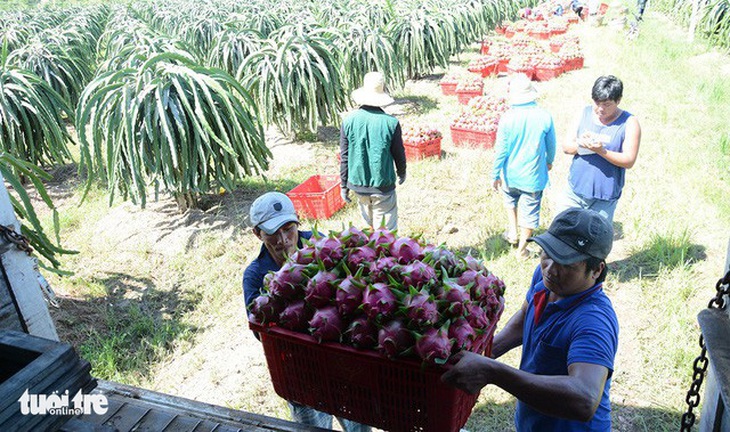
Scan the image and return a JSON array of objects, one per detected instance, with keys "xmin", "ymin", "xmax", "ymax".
[
  {"xmin": 242, "ymin": 192, "xmax": 371, "ymax": 432},
  {"xmin": 443, "ymin": 208, "xmax": 618, "ymax": 431},
  {"xmin": 493, "ymin": 74, "xmax": 556, "ymax": 258}
]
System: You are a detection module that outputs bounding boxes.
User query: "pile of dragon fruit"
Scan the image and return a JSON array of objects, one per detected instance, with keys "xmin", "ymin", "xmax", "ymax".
[{"xmin": 249, "ymin": 226, "xmax": 505, "ymax": 366}]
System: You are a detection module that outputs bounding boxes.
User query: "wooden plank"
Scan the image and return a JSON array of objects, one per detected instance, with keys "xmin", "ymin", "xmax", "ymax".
[
  {"xmin": 0, "ymin": 176, "xmax": 57, "ymax": 340},
  {"xmin": 698, "ymin": 309, "xmax": 730, "ymax": 409},
  {"xmin": 0, "ymin": 272, "xmax": 23, "ymax": 333},
  {"xmin": 164, "ymin": 415, "xmax": 204, "ymax": 432},
  {"xmin": 60, "ymin": 417, "xmax": 118, "ymax": 432},
  {"xmin": 102, "ymin": 402, "xmax": 150, "ymax": 431},
  {"xmin": 123, "ymin": 406, "xmax": 176, "ymax": 432}
]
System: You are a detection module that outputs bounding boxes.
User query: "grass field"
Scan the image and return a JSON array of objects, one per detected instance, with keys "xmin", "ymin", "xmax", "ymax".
[{"xmin": 41, "ymin": 8, "xmax": 730, "ymax": 432}]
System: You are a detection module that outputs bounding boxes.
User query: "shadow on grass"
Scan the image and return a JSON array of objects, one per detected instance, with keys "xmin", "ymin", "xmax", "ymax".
[
  {"xmin": 392, "ymin": 95, "xmax": 440, "ymax": 116},
  {"xmin": 465, "ymin": 399, "xmax": 677, "ymax": 431},
  {"xmin": 457, "ymin": 232, "xmax": 515, "ymax": 261},
  {"xmin": 51, "ymin": 272, "xmax": 201, "ymax": 383},
  {"xmin": 609, "ymin": 231, "xmax": 707, "ymax": 282}
]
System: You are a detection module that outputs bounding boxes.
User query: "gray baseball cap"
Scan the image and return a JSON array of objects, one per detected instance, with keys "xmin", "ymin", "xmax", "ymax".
[
  {"xmin": 528, "ymin": 208, "xmax": 613, "ymax": 265},
  {"xmin": 250, "ymin": 192, "xmax": 299, "ymax": 235}
]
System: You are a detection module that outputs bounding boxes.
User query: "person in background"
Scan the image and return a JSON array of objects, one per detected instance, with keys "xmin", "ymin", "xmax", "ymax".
[
  {"xmin": 493, "ymin": 74, "xmax": 556, "ymax": 259},
  {"xmin": 637, "ymin": 0, "xmax": 648, "ymax": 20},
  {"xmin": 571, "ymin": 0, "xmax": 585, "ymax": 18},
  {"xmin": 242, "ymin": 192, "xmax": 371, "ymax": 432},
  {"xmin": 558, "ymin": 75, "xmax": 641, "ymax": 224},
  {"xmin": 442, "ymin": 208, "xmax": 619, "ymax": 432},
  {"xmin": 340, "ymin": 72, "xmax": 406, "ymax": 231}
]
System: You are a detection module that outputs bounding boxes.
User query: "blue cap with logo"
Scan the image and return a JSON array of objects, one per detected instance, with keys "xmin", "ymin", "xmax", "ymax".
[
  {"xmin": 528, "ymin": 208, "xmax": 613, "ymax": 265},
  {"xmin": 250, "ymin": 192, "xmax": 299, "ymax": 235}
]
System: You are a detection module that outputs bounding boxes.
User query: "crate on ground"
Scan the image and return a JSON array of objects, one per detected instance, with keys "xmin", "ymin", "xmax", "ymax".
[
  {"xmin": 563, "ymin": 56, "xmax": 585, "ymax": 72},
  {"xmin": 535, "ymin": 64, "xmax": 564, "ymax": 81},
  {"xmin": 249, "ymin": 302, "xmax": 502, "ymax": 432},
  {"xmin": 457, "ymin": 89, "xmax": 482, "ymax": 105},
  {"xmin": 450, "ymin": 126, "xmax": 497, "ymax": 149},
  {"xmin": 440, "ymin": 82, "xmax": 457, "ymax": 96},
  {"xmin": 287, "ymin": 175, "xmax": 346, "ymax": 219},
  {"xmin": 404, "ymin": 138, "xmax": 441, "ymax": 161}
]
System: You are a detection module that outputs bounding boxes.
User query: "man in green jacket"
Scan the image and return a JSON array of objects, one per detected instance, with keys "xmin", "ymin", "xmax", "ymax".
[{"xmin": 339, "ymin": 72, "xmax": 406, "ymax": 231}]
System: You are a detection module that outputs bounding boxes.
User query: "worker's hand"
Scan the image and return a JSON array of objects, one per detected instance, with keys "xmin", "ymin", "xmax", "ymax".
[
  {"xmin": 492, "ymin": 178, "xmax": 502, "ymax": 192},
  {"xmin": 398, "ymin": 173, "xmax": 406, "ymax": 185},
  {"xmin": 340, "ymin": 188, "xmax": 351, "ymax": 203},
  {"xmin": 441, "ymin": 351, "xmax": 492, "ymax": 394},
  {"xmin": 547, "ymin": 163, "xmax": 553, "ymax": 171}
]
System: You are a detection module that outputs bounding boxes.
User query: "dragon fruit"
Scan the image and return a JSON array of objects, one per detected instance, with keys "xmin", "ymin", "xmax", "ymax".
[
  {"xmin": 390, "ymin": 237, "xmax": 423, "ymax": 264},
  {"xmin": 290, "ymin": 246, "xmax": 316, "ymax": 265},
  {"xmin": 403, "ymin": 288, "xmax": 439, "ymax": 326},
  {"xmin": 266, "ymin": 273, "xmax": 299, "ymax": 300},
  {"xmin": 313, "ymin": 236, "xmax": 345, "ymax": 269},
  {"xmin": 449, "ymin": 318, "xmax": 477, "ymax": 351},
  {"xmin": 401, "ymin": 261, "xmax": 437, "ymax": 288},
  {"xmin": 423, "ymin": 245, "xmax": 459, "ymax": 276},
  {"xmin": 415, "ymin": 325, "xmax": 453, "ymax": 365},
  {"xmin": 463, "ymin": 254, "xmax": 487, "ymax": 272},
  {"xmin": 369, "ymin": 227, "xmax": 396, "ymax": 255},
  {"xmin": 362, "ymin": 282, "xmax": 400, "ymax": 319},
  {"xmin": 347, "ymin": 245, "xmax": 378, "ymax": 272},
  {"xmin": 249, "ymin": 295, "xmax": 283, "ymax": 324},
  {"xmin": 335, "ymin": 275, "xmax": 366, "ymax": 316},
  {"xmin": 465, "ymin": 302, "xmax": 490, "ymax": 330},
  {"xmin": 347, "ymin": 315, "xmax": 379, "ymax": 349},
  {"xmin": 368, "ymin": 256, "xmax": 400, "ymax": 283},
  {"xmin": 304, "ymin": 270, "xmax": 338, "ymax": 307},
  {"xmin": 309, "ymin": 306, "xmax": 345, "ymax": 343},
  {"xmin": 340, "ymin": 226, "xmax": 370, "ymax": 248},
  {"xmin": 278, "ymin": 300, "xmax": 310, "ymax": 331},
  {"xmin": 378, "ymin": 319, "xmax": 415, "ymax": 358},
  {"xmin": 438, "ymin": 280, "xmax": 471, "ymax": 317}
]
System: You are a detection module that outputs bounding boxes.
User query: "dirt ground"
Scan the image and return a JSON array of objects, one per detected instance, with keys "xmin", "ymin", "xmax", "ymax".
[{"xmin": 42, "ymin": 12, "xmax": 730, "ymax": 432}]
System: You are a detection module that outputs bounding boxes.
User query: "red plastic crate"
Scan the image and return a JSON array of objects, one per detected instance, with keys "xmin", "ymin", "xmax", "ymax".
[
  {"xmin": 549, "ymin": 41, "xmax": 564, "ymax": 53},
  {"xmin": 451, "ymin": 126, "xmax": 497, "ymax": 149},
  {"xmin": 494, "ymin": 25, "xmax": 507, "ymax": 35},
  {"xmin": 479, "ymin": 41, "xmax": 490, "ymax": 55},
  {"xmin": 404, "ymin": 138, "xmax": 441, "ymax": 161},
  {"xmin": 535, "ymin": 65, "xmax": 564, "ymax": 81},
  {"xmin": 456, "ymin": 89, "xmax": 483, "ymax": 105},
  {"xmin": 287, "ymin": 175, "xmax": 346, "ymax": 219},
  {"xmin": 563, "ymin": 57, "xmax": 585, "ymax": 72},
  {"xmin": 249, "ymin": 301, "xmax": 503, "ymax": 432},
  {"xmin": 440, "ymin": 82, "xmax": 457, "ymax": 96},
  {"xmin": 468, "ymin": 63, "xmax": 498, "ymax": 78},
  {"xmin": 497, "ymin": 57, "xmax": 510, "ymax": 73},
  {"xmin": 529, "ymin": 30, "xmax": 551, "ymax": 40}
]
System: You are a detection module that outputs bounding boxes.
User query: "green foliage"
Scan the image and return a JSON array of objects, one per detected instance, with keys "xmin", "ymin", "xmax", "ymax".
[
  {"xmin": 237, "ymin": 24, "xmax": 347, "ymax": 135},
  {"xmin": 76, "ymin": 52, "xmax": 270, "ymax": 210},
  {"xmin": 0, "ymin": 63, "xmax": 74, "ymax": 167},
  {"xmin": 0, "ymin": 153, "xmax": 76, "ymax": 272}
]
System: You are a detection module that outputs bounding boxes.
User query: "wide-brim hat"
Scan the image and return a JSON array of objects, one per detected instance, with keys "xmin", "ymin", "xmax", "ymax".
[
  {"xmin": 352, "ymin": 72, "xmax": 394, "ymax": 107},
  {"xmin": 528, "ymin": 208, "xmax": 613, "ymax": 265},
  {"xmin": 509, "ymin": 73, "xmax": 539, "ymax": 105}
]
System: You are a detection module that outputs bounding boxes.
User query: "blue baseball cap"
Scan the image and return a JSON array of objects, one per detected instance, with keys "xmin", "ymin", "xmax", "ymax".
[{"xmin": 250, "ymin": 192, "xmax": 299, "ymax": 235}]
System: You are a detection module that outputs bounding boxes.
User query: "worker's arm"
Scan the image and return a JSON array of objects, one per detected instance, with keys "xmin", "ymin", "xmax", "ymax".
[
  {"xmin": 562, "ymin": 113, "xmax": 582, "ymax": 155},
  {"xmin": 582, "ymin": 115, "xmax": 641, "ymax": 168},
  {"xmin": 489, "ymin": 300, "xmax": 527, "ymax": 359},
  {"xmin": 442, "ymin": 354, "xmax": 608, "ymax": 422}
]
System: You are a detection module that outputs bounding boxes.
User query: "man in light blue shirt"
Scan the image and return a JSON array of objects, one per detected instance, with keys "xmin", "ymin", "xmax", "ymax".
[{"xmin": 493, "ymin": 74, "xmax": 556, "ymax": 258}]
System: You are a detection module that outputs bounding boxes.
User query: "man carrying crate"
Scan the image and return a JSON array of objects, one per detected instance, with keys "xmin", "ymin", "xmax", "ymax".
[
  {"xmin": 442, "ymin": 208, "xmax": 619, "ymax": 431},
  {"xmin": 340, "ymin": 71, "xmax": 407, "ymax": 231},
  {"xmin": 242, "ymin": 192, "xmax": 371, "ymax": 432}
]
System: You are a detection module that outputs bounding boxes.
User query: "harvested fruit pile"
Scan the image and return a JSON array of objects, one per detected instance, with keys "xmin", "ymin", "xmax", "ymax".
[
  {"xmin": 249, "ymin": 226, "xmax": 505, "ymax": 366},
  {"xmin": 402, "ymin": 125, "xmax": 443, "ymax": 146}
]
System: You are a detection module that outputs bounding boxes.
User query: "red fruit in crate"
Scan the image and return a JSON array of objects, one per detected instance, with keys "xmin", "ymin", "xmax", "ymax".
[
  {"xmin": 347, "ymin": 245, "xmax": 378, "ymax": 272},
  {"xmin": 309, "ymin": 306, "xmax": 345, "ymax": 343},
  {"xmin": 403, "ymin": 289, "xmax": 439, "ymax": 326},
  {"xmin": 279, "ymin": 300, "xmax": 310, "ymax": 331},
  {"xmin": 339, "ymin": 225, "xmax": 369, "ymax": 248},
  {"xmin": 377, "ymin": 319, "xmax": 415, "ymax": 358},
  {"xmin": 249, "ymin": 295, "xmax": 284, "ymax": 324},
  {"xmin": 465, "ymin": 302, "xmax": 490, "ymax": 330},
  {"xmin": 449, "ymin": 318, "xmax": 477, "ymax": 351},
  {"xmin": 401, "ymin": 261, "xmax": 437, "ymax": 288},
  {"xmin": 313, "ymin": 236, "xmax": 345, "ymax": 269},
  {"xmin": 347, "ymin": 315, "xmax": 379, "ymax": 349},
  {"xmin": 335, "ymin": 275, "xmax": 366, "ymax": 316},
  {"xmin": 390, "ymin": 237, "xmax": 423, "ymax": 264},
  {"xmin": 305, "ymin": 270, "xmax": 338, "ymax": 307},
  {"xmin": 438, "ymin": 280, "xmax": 471, "ymax": 317},
  {"xmin": 415, "ymin": 325, "xmax": 453, "ymax": 365},
  {"xmin": 363, "ymin": 282, "xmax": 399, "ymax": 319},
  {"xmin": 369, "ymin": 227, "xmax": 396, "ymax": 254},
  {"xmin": 368, "ymin": 256, "xmax": 401, "ymax": 283},
  {"xmin": 291, "ymin": 245, "xmax": 316, "ymax": 265}
]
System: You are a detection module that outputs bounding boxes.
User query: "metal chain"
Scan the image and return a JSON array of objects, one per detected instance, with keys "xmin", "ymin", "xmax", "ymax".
[
  {"xmin": 680, "ymin": 269, "xmax": 730, "ymax": 431},
  {"xmin": 0, "ymin": 224, "xmax": 33, "ymax": 255}
]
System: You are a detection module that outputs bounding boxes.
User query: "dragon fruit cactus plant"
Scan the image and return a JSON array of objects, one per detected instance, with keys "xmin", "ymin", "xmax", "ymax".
[{"xmin": 249, "ymin": 226, "xmax": 506, "ymax": 366}]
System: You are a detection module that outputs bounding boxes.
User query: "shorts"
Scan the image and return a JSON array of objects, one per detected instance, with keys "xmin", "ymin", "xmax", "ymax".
[
  {"xmin": 558, "ymin": 186, "xmax": 618, "ymax": 224},
  {"xmin": 501, "ymin": 186, "xmax": 543, "ymax": 229}
]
